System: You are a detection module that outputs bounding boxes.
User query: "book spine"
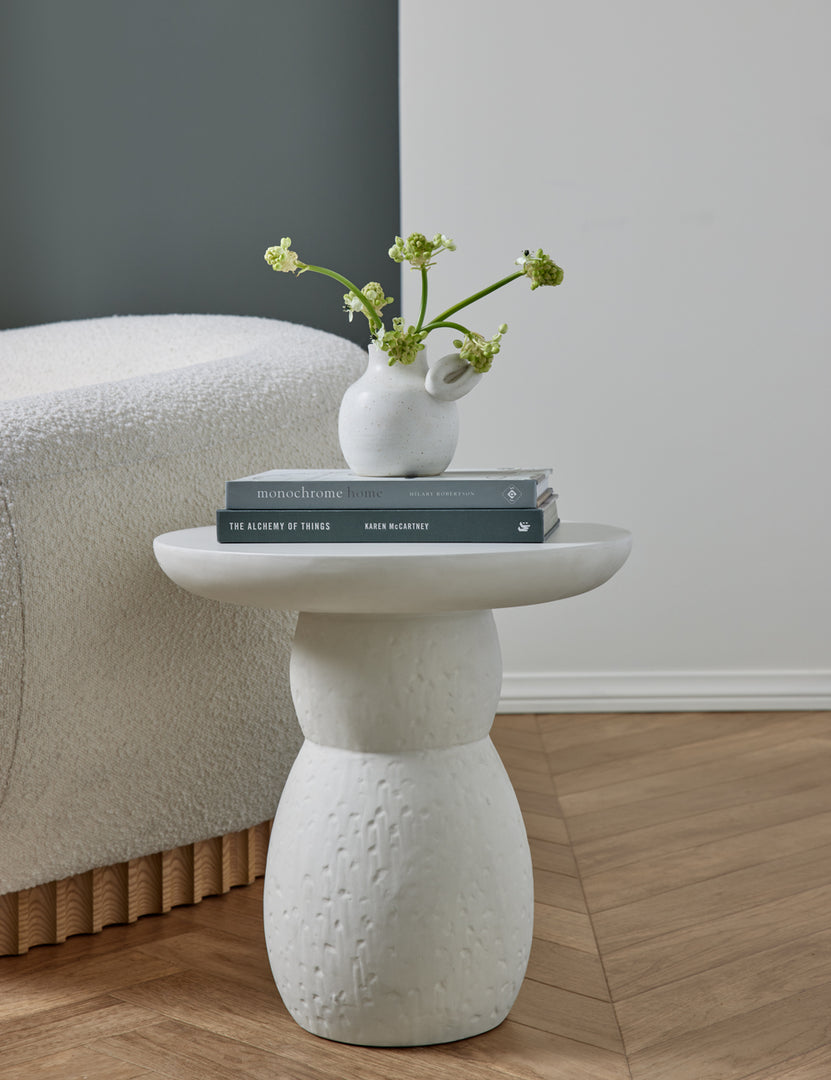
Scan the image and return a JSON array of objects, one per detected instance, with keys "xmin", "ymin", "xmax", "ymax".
[
  {"xmin": 224, "ymin": 478, "xmax": 543, "ymax": 510},
  {"xmin": 216, "ymin": 508, "xmax": 555, "ymax": 544}
]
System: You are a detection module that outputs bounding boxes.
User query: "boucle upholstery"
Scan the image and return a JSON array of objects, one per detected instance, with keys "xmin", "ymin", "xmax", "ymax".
[{"xmin": 0, "ymin": 313, "xmax": 366, "ymax": 895}]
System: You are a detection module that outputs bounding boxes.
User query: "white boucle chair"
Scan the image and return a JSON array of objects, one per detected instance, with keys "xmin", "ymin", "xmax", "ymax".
[{"xmin": 0, "ymin": 313, "xmax": 366, "ymax": 953}]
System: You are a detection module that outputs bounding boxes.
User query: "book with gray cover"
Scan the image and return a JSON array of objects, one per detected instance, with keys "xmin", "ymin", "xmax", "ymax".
[{"xmin": 224, "ymin": 467, "xmax": 553, "ymax": 510}]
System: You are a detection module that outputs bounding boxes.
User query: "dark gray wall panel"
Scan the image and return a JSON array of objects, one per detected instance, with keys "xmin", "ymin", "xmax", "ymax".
[{"xmin": 0, "ymin": 0, "xmax": 400, "ymax": 344}]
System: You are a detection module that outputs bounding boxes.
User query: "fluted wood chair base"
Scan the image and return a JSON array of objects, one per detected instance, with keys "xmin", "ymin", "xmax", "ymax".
[{"xmin": 0, "ymin": 820, "xmax": 271, "ymax": 955}]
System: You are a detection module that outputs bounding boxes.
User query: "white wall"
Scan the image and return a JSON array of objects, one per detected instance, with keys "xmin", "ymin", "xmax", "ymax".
[{"xmin": 400, "ymin": 0, "xmax": 831, "ymax": 711}]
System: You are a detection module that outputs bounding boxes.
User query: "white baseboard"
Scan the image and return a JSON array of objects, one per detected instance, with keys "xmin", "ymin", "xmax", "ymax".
[{"xmin": 498, "ymin": 670, "xmax": 831, "ymax": 713}]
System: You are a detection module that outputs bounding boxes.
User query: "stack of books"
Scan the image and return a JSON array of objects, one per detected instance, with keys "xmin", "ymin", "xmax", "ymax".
[{"xmin": 216, "ymin": 468, "xmax": 559, "ymax": 544}]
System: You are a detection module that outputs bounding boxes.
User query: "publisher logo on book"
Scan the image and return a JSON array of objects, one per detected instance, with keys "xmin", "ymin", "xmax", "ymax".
[{"xmin": 502, "ymin": 485, "xmax": 523, "ymax": 504}]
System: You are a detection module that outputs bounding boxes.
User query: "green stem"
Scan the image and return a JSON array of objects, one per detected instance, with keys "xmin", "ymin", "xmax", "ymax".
[
  {"xmin": 415, "ymin": 267, "xmax": 429, "ymax": 332},
  {"xmin": 301, "ymin": 263, "xmax": 383, "ymax": 331},
  {"xmin": 429, "ymin": 270, "xmax": 524, "ymax": 326},
  {"xmin": 422, "ymin": 320, "xmax": 473, "ymax": 337}
]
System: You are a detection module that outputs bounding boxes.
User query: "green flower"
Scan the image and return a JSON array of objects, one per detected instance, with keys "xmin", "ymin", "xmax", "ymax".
[
  {"xmin": 264, "ymin": 237, "xmax": 306, "ymax": 274},
  {"xmin": 377, "ymin": 318, "xmax": 426, "ymax": 365},
  {"xmin": 388, "ymin": 232, "xmax": 456, "ymax": 269},
  {"xmin": 262, "ymin": 230, "xmax": 563, "ymax": 370},
  {"xmin": 343, "ymin": 281, "xmax": 393, "ymax": 323},
  {"xmin": 453, "ymin": 324, "xmax": 508, "ymax": 374},
  {"xmin": 515, "ymin": 248, "xmax": 564, "ymax": 289}
]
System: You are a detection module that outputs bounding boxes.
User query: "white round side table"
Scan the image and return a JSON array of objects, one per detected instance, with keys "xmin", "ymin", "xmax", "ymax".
[{"xmin": 153, "ymin": 523, "xmax": 631, "ymax": 1047}]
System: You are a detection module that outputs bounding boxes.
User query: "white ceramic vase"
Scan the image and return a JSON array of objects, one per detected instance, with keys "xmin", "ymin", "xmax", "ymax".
[{"xmin": 338, "ymin": 344, "xmax": 482, "ymax": 477}]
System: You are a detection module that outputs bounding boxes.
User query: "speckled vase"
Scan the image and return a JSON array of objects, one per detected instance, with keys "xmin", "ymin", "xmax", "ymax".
[{"xmin": 337, "ymin": 344, "xmax": 481, "ymax": 477}]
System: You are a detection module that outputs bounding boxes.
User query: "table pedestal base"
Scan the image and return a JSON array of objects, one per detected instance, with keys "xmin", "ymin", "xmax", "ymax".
[{"xmin": 262, "ymin": 610, "xmax": 534, "ymax": 1046}]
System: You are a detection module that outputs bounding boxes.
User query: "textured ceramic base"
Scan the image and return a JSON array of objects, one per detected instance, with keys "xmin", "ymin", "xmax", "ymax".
[
  {"xmin": 263, "ymin": 611, "xmax": 533, "ymax": 1046},
  {"xmin": 264, "ymin": 738, "xmax": 532, "ymax": 1045},
  {"xmin": 152, "ymin": 525, "xmax": 634, "ymax": 1045}
]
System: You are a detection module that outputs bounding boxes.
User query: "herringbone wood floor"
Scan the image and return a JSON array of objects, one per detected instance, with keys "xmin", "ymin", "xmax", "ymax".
[{"xmin": 1, "ymin": 710, "xmax": 830, "ymax": 1079}]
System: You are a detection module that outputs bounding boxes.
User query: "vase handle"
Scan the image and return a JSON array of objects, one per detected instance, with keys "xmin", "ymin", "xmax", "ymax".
[{"xmin": 424, "ymin": 353, "xmax": 483, "ymax": 402}]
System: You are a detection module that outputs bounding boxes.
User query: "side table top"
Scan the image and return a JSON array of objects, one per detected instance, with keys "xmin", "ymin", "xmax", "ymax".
[{"xmin": 153, "ymin": 523, "xmax": 632, "ymax": 614}]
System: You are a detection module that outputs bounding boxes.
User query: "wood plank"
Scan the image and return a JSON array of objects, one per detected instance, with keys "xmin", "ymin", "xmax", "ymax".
[
  {"xmin": 509, "ymin": 978, "xmax": 624, "ymax": 1053},
  {"xmin": 0, "ymin": 1045, "xmax": 152, "ymax": 1079},
  {"xmin": 109, "ymin": 968, "xmax": 296, "ymax": 1040},
  {"xmin": 93, "ymin": 1020, "xmax": 329, "ymax": 1080},
  {"xmin": 592, "ymin": 842, "xmax": 831, "ymax": 955},
  {"xmin": 492, "ymin": 713, "xmax": 540, "ymax": 734},
  {"xmin": 496, "ymin": 744, "xmax": 553, "ymax": 777},
  {"xmin": 736, "ymin": 1043, "xmax": 831, "ymax": 1080},
  {"xmin": 529, "ymin": 837, "xmax": 579, "ymax": 878},
  {"xmin": 533, "ymin": 902, "xmax": 600, "ymax": 955},
  {"xmin": 134, "ymin": 928, "xmax": 275, "ymax": 991},
  {"xmin": 533, "ymin": 868, "xmax": 589, "ymax": 913},
  {"xmin": 522, "ymin": 810, "xmax": 570, "ymax": 846},
  {"xmin": 602, "ymin": 881, "xmax": 831, "ymax": 999},
  {"xmin": 514, "ymin": 788, "xmax": 564, "ymax": 818},
  {"xmin": 445, "ymin": 1019, "xmax": 632, "ymax": 1080},
  {"xmin": 0, "ymin": 995, "xmax": 158, "ymax": 1070},
  {"xmin": 537, "ymin": 712, "xmax": 684, "ymax": 752},
  {"xmin": 557, "ymin": 734, "xmax": 829, "ymax": 817},
  {"xmin": 615, "ymin": 928, "xmax": 831, "ymax": 1054},
  {"xmin": 510, "ymin": 767, "xmax": 558, "ymax": 796},
  {"xmin": 574, "ymin": 781, "xmax": 831, "ymax": 877},
  {"xmin": 543, "ymin": 711, "xmax": 773, "ymax": 774},
  {"xmin": 525, "ymin": 937, "xmax": 611, "ymax": 1000},
  {"xmin": 627, "ymin": 980, "xmax": 831, "ymax": 1080},
  {"xmin": 491, "ymin": 725, "xmax": 552, "ymax": 753},
  {"xmin": 146, "ymin": 884, "xmax": 266, "ymax": 941},
  {"xmin": 581, "ymin": 809, "xmax": 831, "ymax": 912},
  {"xmin": 563, "ymin": 752, "xmax": 831, "ymax": 845},
  {"xmin": 0, "ymin": 946, "xmax": 184, "ymax": 1022}
]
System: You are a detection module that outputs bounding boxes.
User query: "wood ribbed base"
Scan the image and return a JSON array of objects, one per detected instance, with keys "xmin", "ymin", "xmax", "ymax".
[{"xmin": 0, "ymin": 820, "xmax": 272, "ymax": 955}]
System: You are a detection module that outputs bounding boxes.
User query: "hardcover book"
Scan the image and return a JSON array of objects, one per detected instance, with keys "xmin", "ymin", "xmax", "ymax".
[
  {"xmin": 224, "ymin": 467, "xmax": 553, "ymax": 510},
  {"xmin": 217, "ymin": 494, "xmax": 559, "ymax": 545}
]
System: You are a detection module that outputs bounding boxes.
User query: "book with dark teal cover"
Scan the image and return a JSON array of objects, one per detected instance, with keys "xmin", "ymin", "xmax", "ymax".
[{"xmin": 216, "ymin": 496, "xmax": 559, "ymax": 544}]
